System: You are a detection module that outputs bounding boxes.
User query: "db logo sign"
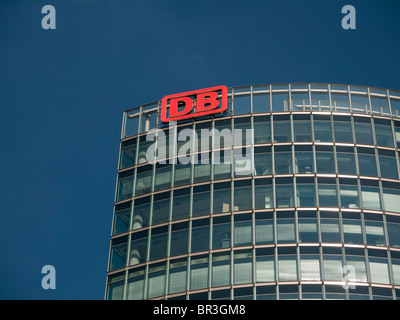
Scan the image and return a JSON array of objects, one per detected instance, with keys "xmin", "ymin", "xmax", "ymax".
[{"xmin": 161, "ymin": 86, "xmax": 227, "ymax": 122}]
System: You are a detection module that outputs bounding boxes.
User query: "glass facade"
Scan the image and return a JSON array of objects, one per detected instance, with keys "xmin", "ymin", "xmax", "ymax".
[{"xmin": 107, "ymin": 83, "xmax": 400, "ymax": 300}]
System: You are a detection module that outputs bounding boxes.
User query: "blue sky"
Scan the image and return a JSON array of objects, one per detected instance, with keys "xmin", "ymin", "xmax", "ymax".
[{"xmin": 0, "ymin": 0, "xmax": 399, "ymax": 299}]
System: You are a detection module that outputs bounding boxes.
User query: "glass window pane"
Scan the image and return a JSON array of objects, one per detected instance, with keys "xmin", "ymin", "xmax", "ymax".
[
  {"xmin": 311, "ymin": 92, "xmax": 330, "ymax": 111},
  {"xmin": 392, "ymin": 259, "xmax": 400, "ymax": 285},
  {"xmin": 277, "ymin": 220, "xmax": 296, "ymax": 243},
  {"xmin": 127, "ymin": 269, "xmax": 145, "ymax": 300},
  {"xmin": 343, "ymin": 219, "xmax": 363, "ymax": 244},
  {"xmin": 375, "ymin": 124, "xmax": 394, "ymax": 147},
  {"xmin": 193, "ymin": 155, "xmax": 211, "ymax": 183},
  {"xmin": 275, "ymin": 151, "xmax": 293, "ymax": 174},
  {"xmin": 135, "ymin": 166, "xmax": 153, "ymax": 196},
  {"xmin": 256, "ymin": 255, "xmax": 275, "ymax": 282},
  {"xmin": 295, "ymin": 151, "xmax": 314, "ymax": 174},
  {"xmin": 124, "ymin": 114, "xmax": 139, "ymax": 138},
  {"xmin": 174, "ymin": 163, "xmax": 191, "ymax": 187},
  {"xmin": 212, "ymin": 218, "xmax": 231, "ymax": 249},
  {"xmin": 234, "ymin": 252, "xmax": 253, "ymax": 285},
  {"xmin": 345, "ymin": 256, "xmax": 367, "ymax": 282},
  {"xmin": 340, "ymin": 185, "xmax": 359, "ymax": 209},
  {"xmin": 234, "ymin": 183, "xmax": 252, "ymax": 211},
  {"xmin": 234, "ymin": 215, "xmax": 252, "ymax": 246},
  {"xmin": 318, "ymin": 184, "xmax": 338, "ymax": 207},
  {"xmin": 361, "ymin": 186, "xmax": 381, "ymax": 211},
  {"xmin": 254, "ymin": 148, "xmax": 272, "ymax": 176},
  {"xmin": 323, "ymin": 255, "xmax": 343, "ymax": 281},
  {"xmin": 255, "ymin": 214, "xmax": 274, "ymax": 244},
  {"xmin": 316, "ymin": 151, "xmax": 335, "ymax": 174},
  {"xmin": 331, "ymin": 92, "xmax": 350, "ymax": 112},
  {"xmin": 293, "ymin": 119, "xmax": 311, "ymax": 142},
  {"xmin": 234, "ymin": 94, "xmax": 251, "ymax": 115},
  {"xmin": 358, "ymin": 153, "xmax": 377, "ymax": 177},
  {"xmin": 113, "ymin": 204, "xmax": 131, "ymax": 235},
  {"xmin": 337, "ymin": 151, "xmax": 356, "ymax": 175},
  {"xmin": 191, "ymin": 220, "xmax": 210, "ymax": 252},
  {"xmin": 371, "ymin": 96, "xmax": 390, "ymax": 115},
  {"xmin": 354, "ymin": 121, "xmax": 374, "ymax": 145},
  {"xmin": 334, "ymin": 118, "xmax": 353, "ymax": 143},
  {"xmin": 291, "ymin": 92, "xmax": 310, "ymax": 111},
  {"xmin": 214, "ymin": 150, "xmax": 232, "ymax": 180},
  {"xmin": 273, "ymin": 119, "xmax": 291, "ymax": 142},
  {"xmin": 254, "ymin": 180, "xmax": 273, "ymax": 209},
  {"xmin": 313, "ymin": 117, "xmax": 332, "ymax": 142},
  {"xmin": 379, "ymin": 155, "xmax": 398, "ymax": 179},
  {"xmin": 190, "ymin": 256, "xmax": 209, "ymax": 290},
  {"xmin": 152, "ymin": 194, "xmax": 170, "ymax": 225},
  {"xmin": 129, "ymin": 232, "xmax": 148, "ymax": 265},
  {"xmin": 383, "ymin": 188, "xmax": 400, "ymax": 213},
  {"xmin": 296, "ymin": 184, "xmax": 316, "ymax": 207},
  {"xmin": 253, "ymin": 92, "xmax": 270, "ymax": 113},
  {"xmin": 192, "ymin": 186, "xmax": 211, "ymax": 217},
  {"xmin": 320, "ymin": 219, "xmax": 341, "ymax": 243},
  {"xmin": 168, "ymin": 260, "xmax": 187, "ymax": 294},
  {"xmin": 110, "ymin": 241, "xmax": 127, "ymax": 271},
  {"xmin": 212, "ymin": 253, "xmax": 231, "ymax": 287},
  {"xmin": 369, "ymin": 258, "xmax": 390, "ymax": 284},
  {"xmin": 278, "ymin": 255, "xmax": 297, "ymax": 281},
  {"xmin": 154, "ymin": 164, "xmax": 172, "ymax": 191},
  {"xmin": 365, "ymin": 220, "xmax": 385, "ymax": 246},
  {"xmin": 117, "ymin": 175, "xmax": 133, "ymax": 202},
  {"xmin": 391, "ymin": 98, "xmax": 400, "ymax": 118},
  {"xmin": 172, "ymin": 190, "xmax": 190, "ymax": 221},
  {"xmin": 149, "ymin": 229, "xmax": 168, "ymax": 260},
  {"xmin": 350, "ymin": 94, "xmax": 369, "ymax": 113},
  {"xmin": 234, "ymin": 148, "xmax": 252, "ymax": 177},
  {"xmin": 213, "ymin": 183, "xmax": 231, "ymax": 214},
  {"xmin": 170, "ymin": 226, "xmax": 189, "ymax": 256},
  {"xmin": 120, "ymin": 140, "xmax": 137, "ymax": 169},
  {"xmin": 253, "ymin": 116, "xmax": 271, "ymax": 143},
  {"xmin": 298, "ymin": 219, "xmax": 318, "ymax": 243},
  {"xmin": 276, "ymin": 184, "xmax": 295, "ymax": 208},
  {"xmin": 271, "ymin": 92, "xmax": 290, "ymax": 111},
  {"xmin": 147, "ymin": 264, "xmax": 166, "ymax": 298},
  {"xmin": 300, "ymin": 255, "xmax": 320, "ymax": 280}
]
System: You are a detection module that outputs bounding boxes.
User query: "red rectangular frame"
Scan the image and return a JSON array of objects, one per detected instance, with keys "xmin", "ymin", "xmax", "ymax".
[{"xmin": 160, "ymin": 85, "xmax": 228, "ymax": 122}]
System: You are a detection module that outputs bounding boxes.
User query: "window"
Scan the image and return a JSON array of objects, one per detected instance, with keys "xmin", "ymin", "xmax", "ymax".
[
  {"xmin": 323, "ymin": 249, "xmax": 343, "ymax": 281},
  {"xmin": 109, "ymin": 236, "xmax": 128, "ymax": 271},
  {"xmin": 331, "ymin": 92, "xmax": 350, "ymax": 112},
  {"xmin": 345, "ymin": 248, "xmax": 367, "ymax": 282},
  {"xmin": 212, "ymin": 252, "xmax": 231, "ymax": 287},
  {"xmin": 339, "ymin": 178, "xmax": 359, "ymax": 209},
  {"xmin": 255, "ymin": 212, "xmax": 274, "ymax": 244},
  {"xmin": 120, "ymin": 139, "xmax": 137, "ymax": 169},
  {"xmin": 171, "ymin": 188, "xmax": 190, "ymax": 221},
  {"xmin": 168, "ymin": 259, "xmax": 187, "ymax": 295},
  {"xmin": 278, "ymin": 247, "xmax": 297, "ymax": 281},
  {"xmin": 318, "ymin": 178, "xmax": 338, "ymax": 207},
  {"xmin": 174, "ymin": 162, "xmax": 191, "ymax": 187},
  {"xmin": 234, "ymin": 93, "xmax": 251, "ymax": 115},
  {"xmin": 316, "ymin": 146, "xmax": 335, "ymax": 174},
  {"xmin": 311, "ymin": 92, "xmax": 330, "ymax": 111},
  {"xmin": 149, "ymin": 226, "xmax": 168, "ymax": 260},
  {"xmin": 333, "ymin": 116, "xmax": 353, "ymax": 143},
  {"xmin": 256, "ymin": 248, "xmax": 275, "ymax": 282},
  {"xmin": 313, "ymin": 115, "xmax": 332, "ymax": 142},
  {"xmin": 191, "ymin": 219, "xmax": 210, "ymax": 252},
  {"xmin": 351, "ymin": 94, "xmax": 369, "ymax": 113},
  {"xmin": 234, "ymin": 147, "xmax": 252, "ymax": 177},
  {"xmin": 293, "ymin": 114, "xmax": 312, "ymax": 142},
  {"xmin": 213, "ymin": 149, "xmax": 232, "ymax": 180},
  {"xmin": 371, "ymin": 96, "xmax": 390, "ymax": 116},
  {"xmin": 271, "ymin": 92, "xmax": 290, "ymax": 112},
  {"xmin": 234, "ymin": 250, "xmax": 253, "ymax": 285},
  {"xmin": 276, "ymin": 211, "xmax": 296, "ymax": 243},
  {"xmin": 274, "ymin": 145, "xmax": 293, "ymax": 174},
  {"xmin": 336, "ymin": 147, "xmax": 357, "ymax": 175},
  {"xmin": 273, "ymin": 115, "xmax": 291, "ymax": 142},
  {"xmin": 193, "ymin": 152, "xmax": 211, "ymax": 183},
  {"xmin": 369, "ymin": 257, "xmax": 390, "ymax": 284},
  {"xmin": 298, "ymin": 211, "xmax": 318, "ymax": 243},
  {"xmin": 117, "ymin": 171, "xmax": 133, "ymax": 201},
  {"xmin": 152, "ymin": 192, "xmax": 170, "ymax": 225},
  {"xmin": 192, "ymin": 185, "xmax": 211, "ymax": 217},
  {"xmin": 213, "ymin": 182, "xmax": 231, "ymax": 214},
  {"xmin": 364, "ymin": 214, "xmax": 385, "ymax": 246},
  {"xmin": 254, "ymin": 147, "xmax": 272, "ymax": 176},
  {"xmin": 129, "ymin": 230, "xmax": 148, "ymax": 265},
  {"xmin": 320, "ymin": 212, "xmax": 341, "ymax": 243},
  {"xmin": 357, "ymin": 148, "xmax": 377, "ymax": 177},
  {"xmin": 354, "ymin": 117, "xmax": 373, "ymax": 145},
  {"xmin": 190, "ymin": 255, "xmax": 209, "ymax": 290},
  {"xmin": 361, "ymin": 183, "xmax": 381, "ymax": 211},
  {"xmin": 147, "ymin": 263, "xmax": 166, "ymax": 298},
  {"xmin": 294, "ymin": 146, "xmax": 314, "ymax": 174},
  {"xmin": 383, "ymin": 182, "xmax": 400, "ymax": 213},
  {"xmin": 291, "ymin": 92, "xmax": 310, "ymax": 111},
  {"xmin": 212, "ymin": 216, "xmax": 231, "ymax": 249},
  {"xmin": 113, "ymin": 202, "xmax": 131, "ymax": 235},
  {"xmin": 170, "ymin": 222, "xmax": 189, "ymax": 257},
  {"xmin": 296, "ymin": 177, "xmax": 316, "ymax": 207},
  {"xmin": 154, "ymin": 163, "xmax": 172, "ymax": 191},
  {"xmin": 234, "ymin": 180, "xmax": 252, "ymax": 211},
  {"xmin": 378, "ymin": 150, "xmax": 398, "ymax": 179},
  {"xmin": 124, "ymin": 113, "xmax": 139, "ymax": 138},
  {"xmin": 135, "ymin": 165, "xmax": 153, "ymax": 196},
  {"xmin": 254, "ymin": 178, "xmax": 273, "ymax": 209},
  {"xmin": 234, "ymin": 214, "xmax": 252, "ymax": 246},
  {"xmin": 300, "ymin": 248, "xmax": 320, "ymax": 280},
  {"xmin": 253, "ymin": 92, "xmax": 270, "ymax": 113},
  {"xmin": 343, "ymin": 213, "xmax": 363, "ymax": 244},
  {"xmin": 375, "ymin": 120, "xmax": 394, "ymax": 147},
  {"xmin": 275, "ymin": 178, "xmax": 294, "ymax": 208},
  {"xmin": 127, "ymin": 268, "xmax": 145, "ymax": 300},
  {"xmin": 253, "ymin": 116, "xmax": 271, "ymax": 143}
]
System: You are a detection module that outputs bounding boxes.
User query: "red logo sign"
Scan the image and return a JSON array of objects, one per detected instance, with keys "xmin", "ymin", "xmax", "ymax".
[{"xmin": 161, "ymin": 86, "xmax": 227, "ymax": 122}]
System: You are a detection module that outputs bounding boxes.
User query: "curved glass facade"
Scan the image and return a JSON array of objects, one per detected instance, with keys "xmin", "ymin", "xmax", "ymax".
[{"xmin": 106, "ymin": 83, "xmax": 400, "ymax": 300}]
